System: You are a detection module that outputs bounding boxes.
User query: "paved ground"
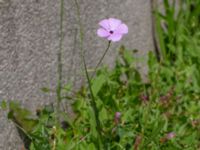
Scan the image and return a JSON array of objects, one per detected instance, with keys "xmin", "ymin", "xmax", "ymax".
[{"xmin": 0, "ymin": 0, "xmax": 153, "ymax": 149}]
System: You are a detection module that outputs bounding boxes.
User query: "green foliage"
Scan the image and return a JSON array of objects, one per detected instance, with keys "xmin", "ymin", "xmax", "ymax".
[
  {"xmin": 8, "ymin": 101, "xmax": 39, "ymax": 133},
  {"xmin": 2, "ymin": 0, "xmax": 200, "ymax": 149},
  {"xmin": 155, "ymin": 0, "xmax": 200, "ymax": 64},
  {"xmin": 1, "ymin": 100, "xmax": 7, "ymax": 110}
]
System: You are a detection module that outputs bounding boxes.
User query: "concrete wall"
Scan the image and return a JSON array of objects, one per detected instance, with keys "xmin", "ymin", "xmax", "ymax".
[{"xmin": 0, "ymin": 0, "xmax": 154, "ymax": 149}]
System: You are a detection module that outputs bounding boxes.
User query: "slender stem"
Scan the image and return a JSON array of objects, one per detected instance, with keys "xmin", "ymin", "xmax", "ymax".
[
  {"xmin": 56, "ymin": 0, "xmax": 64, "ymax": 122},
  {"xmin": 74, "ymin": 0, "xmax": 103, "ymax": 149},
  {"xmin": 82, "ymin": 46, "xmax": 102, "ymax": 136},
  {"xmin": 91, "ymin": 41, "xmax": 111, "ymax": 79}
]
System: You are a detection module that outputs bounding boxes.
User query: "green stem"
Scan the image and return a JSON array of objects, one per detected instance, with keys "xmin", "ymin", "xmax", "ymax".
[
  {"xmin": 56, "ymin": 0, "xmax": 64, "ymax": 122},
  {"xmin": 74, "ymin": 0, "xmax": 103, "ymax": 149},
  {"xmin": 82, "ymin": 46, "xmax": 102, "ymax": 139},
  {"xmin": 91, "ymin": 41, "xmax": 111, "ymax": 79}
]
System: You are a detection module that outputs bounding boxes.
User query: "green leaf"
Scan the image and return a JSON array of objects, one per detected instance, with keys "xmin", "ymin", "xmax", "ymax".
[
  {"xmin": 30, "ymin": 143, "xmax": 36, "ymax": 150},
  {"xmin": 88, "ymin": 143, "xmax": 96, "ymax": 150},
  {"xmin": 62, "ymin": 83, "xmax": 72, "ymax": 92},
  {"xmin": 41, "ymin": 87, "xmax": 51, "ymax": 93},
  {"xmin": 99, "ymin": 107, "xmax": 108, "ymax": 122},
  {"xmin": 92, "ymin": 74, "xmax": 106, "ymax": 96},
  {"xmin": 8, "ymin": 101, "xmax": 38, "ymax": 133},
  {"xmin": 0, "ymin": 100, "xmax": 7, "ymax": 110}
]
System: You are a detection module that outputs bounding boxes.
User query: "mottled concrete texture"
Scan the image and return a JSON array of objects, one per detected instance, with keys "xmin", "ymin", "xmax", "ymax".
[{"xmin": 0, "ymin": 0, "xmax": 154, "ymax": 149}]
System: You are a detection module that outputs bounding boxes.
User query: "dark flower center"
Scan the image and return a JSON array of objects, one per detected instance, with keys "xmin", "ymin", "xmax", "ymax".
[{"xmin": 109, "ymin": 30, "xmax": 114, "ymax": 34}]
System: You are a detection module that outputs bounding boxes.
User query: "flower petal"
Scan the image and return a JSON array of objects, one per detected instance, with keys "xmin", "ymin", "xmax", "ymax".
[
  {"xmin": 99, "ymin": 19, "xmax": 110, "ymax": 30},
  {"xmin": 115, "ymin": 23, "xmax": 128, "ymax": 34},
  {"xmin": 107, "ymin": 33, "xmax": 122, "ymax": 42},
  {"xmin": 97, "ymin": 28, "xmax": 110, "ymax": 37},
  {"xmin": 108, "ymin": 18, "xmax": 122, "ymax": 31}
]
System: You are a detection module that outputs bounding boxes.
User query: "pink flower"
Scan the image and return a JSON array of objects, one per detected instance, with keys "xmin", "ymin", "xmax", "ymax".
[
  {"xmin": 115, "ymin": 112, "xmax": 121, "ymax": 119},
  {"xmin": 166, "ymin": 132, "xmax": 176, "ymax": 140},
  {"xmin": 97, "ymin": 18, "xmax": 128, "ymax": 42},
  {"xmin": 114, "ymin": 112, "xmax": 121, "ymax": 124},
  {"xmin": 160, "ymin": 132, "xmax": 176, "ymax": 143}
]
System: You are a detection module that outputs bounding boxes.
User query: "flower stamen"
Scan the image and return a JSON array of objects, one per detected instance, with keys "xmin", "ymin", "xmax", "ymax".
[{"xmin": 109, "ymin": 30, "xmax": 114, "ymax": 34}]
